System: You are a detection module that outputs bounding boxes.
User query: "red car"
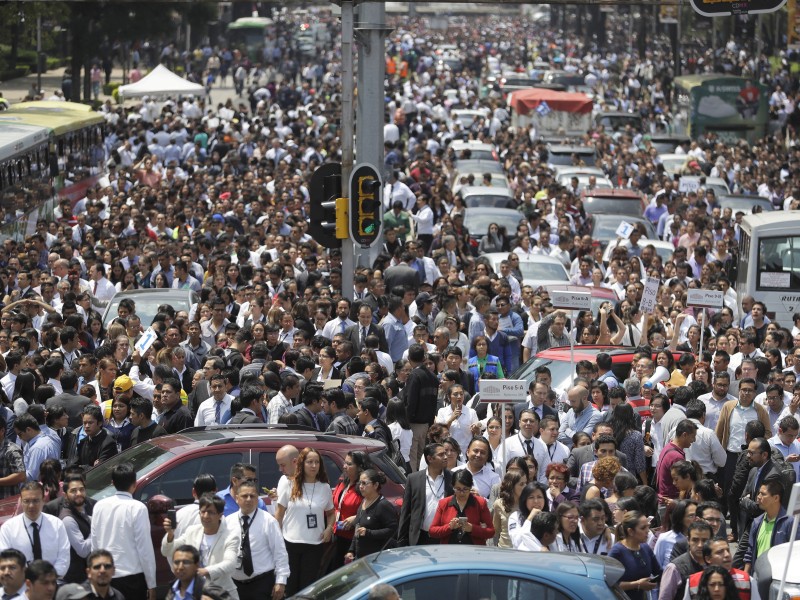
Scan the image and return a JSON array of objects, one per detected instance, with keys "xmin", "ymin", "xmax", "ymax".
[{"xmin": 0, "ymin": 425, "xmax": 406, "ymax": 592}]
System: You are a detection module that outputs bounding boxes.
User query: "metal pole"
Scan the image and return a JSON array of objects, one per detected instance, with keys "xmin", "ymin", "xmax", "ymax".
[
  {"xmin": 355, "ymin": 1, "xmax": 390, "ymax": 269},
  {"xmin": 36, "ymin": 16, "xmax": 42, "ymax": 95},
  {"xmin": 186, "ymin": 22, "xmax": 191, "ymax": 54},
  {"xmin": 501, "ymin": 403, "xmax": 507, "ymax": 477},
  {"xmin": 340, "ymin": 0, "xmax": 355, "ymax": 300},
  {"xmin": 699, "ymin": 308, "xmax": 706, "ymax": 356}
]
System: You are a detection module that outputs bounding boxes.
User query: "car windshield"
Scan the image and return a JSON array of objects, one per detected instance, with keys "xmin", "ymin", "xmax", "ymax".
[
  {"xmin": 549, "ymin": 152, "xmax": 596, "ymax": 166},
  {"xmin": 293, "ymin": 559, "xmax": 377, "ymax": 599},
  {"xmin": 596, "ymin": 115, "xmax": 642, "ymax": 130},
  {"xmin": 463, "ymin": 194, "xmax": 513, "ymax": 208},
  {"xmin": 583, "ymin": 196, "xmax": 641, "ymax": 217},
  {"xmin": 511, "ymin": 356, "xmax": 586, "ymax": 390},
  {"xmin": 85, "ymin": 443, "xmax": 175, "ymax": 500},
  {"xmin": 718, "ymin": 197, "xmax": 773, "ymax": 212},
  {"xmin": 517, "ymin": 261, "xmax": 568, "ymax": 281},
  {"xmin": 464, "ymin": 212, "xmax": 522, "ymax": 236},
  {"xmin": 103, "ymin": 296, "xmax": 192, "ymax": 329}
]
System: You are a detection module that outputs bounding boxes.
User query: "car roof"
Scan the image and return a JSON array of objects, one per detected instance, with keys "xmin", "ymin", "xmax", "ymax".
[
  {"xmin": 547, "ymin": 144, "xmax": 596, "ymax": 153},
  {"xmin": 147, "ymin": 425, "xmax": 389, "ymax": 452},
  {"xmin": 458, "ymin": 186, "xmax": 513, "ymax": 197},
  {"xmin": 582, "ymin": 189, "xmax": 642, "ymax": 199},
  {"xmin": 535, "ymin": 345, "xmax": 640, "ymax": 361},
  {"xmin": 367, "ymin": 546, "xmax": 617, "ymax": 581},
  {"xmin": 483, "ymin": 252, "xmax": 564, "ymax": 266},
  {"xmin": 541, "ymin": 284, "xmax": 617, "ymax": 300},
  {"xmin": 452, "ymin": 159, "xmax": 504, "ymax": 173},
  {"xmin": 464, "ymin": 207, "xmax": 519, "ymax": 216}
]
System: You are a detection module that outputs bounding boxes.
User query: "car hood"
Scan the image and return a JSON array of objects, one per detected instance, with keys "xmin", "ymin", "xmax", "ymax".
[{"xmin": 0, "ymin": 496, "xmax": 21, "ymax": 524}]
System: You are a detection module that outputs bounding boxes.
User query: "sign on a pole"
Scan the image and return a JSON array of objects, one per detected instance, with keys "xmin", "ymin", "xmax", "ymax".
[
  {"xmin": 551, "ymin": 291, "xmax": 592, "ymax": 311},
  {"xmin": 690, "ymin": 0, "xmax": 786, "ymax": 16},
  {"xmin": 480, "ymin": 380, "xmax": 528, "ymax": 403},
  {"xmin": 687, "ymin": 289, "xmax": 724, "ymax": 310},
  {"xmin": 640, "ymin": 277, "xmax": 661, "ymax": 314}
]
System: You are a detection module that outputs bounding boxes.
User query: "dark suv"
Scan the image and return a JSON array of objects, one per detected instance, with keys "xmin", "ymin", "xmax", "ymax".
[{"xmin": 0, "ymin": 425, "xmax": 406, "ymax": 591}]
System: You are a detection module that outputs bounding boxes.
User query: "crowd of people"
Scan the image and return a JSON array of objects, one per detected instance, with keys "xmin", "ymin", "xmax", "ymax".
[{"xmin": 3, "ymin": 7, "xmax": 800, "ymax": 600}]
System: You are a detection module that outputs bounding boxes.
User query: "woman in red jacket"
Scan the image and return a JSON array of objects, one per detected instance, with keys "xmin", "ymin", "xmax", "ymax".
[{"xmin": 429, "ymin": 469, "xmax": 495, "ymax": 545}]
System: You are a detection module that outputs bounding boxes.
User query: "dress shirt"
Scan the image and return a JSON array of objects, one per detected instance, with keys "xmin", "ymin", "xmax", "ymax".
[
  {"xmin": 452, "ymin": 463, "xmax": 500, "ymax": 498},
  {"xmin": 89, "ymin": 278, "xmax": 116, "ymax": 303},
  {"xmin": 698, "ymin": 392, "xmax": 736, "ymax": 432},
  {"xmin": 266, "ymin": 393, "xmax": 293, "ymax": 424},
  {"xmin": 62, "ymin": 509, "xmax": 92, "ymax": 560},
  {"xmin": 2, "ymin": 586, "xmax": 25, "ymax": 600},
  {"xmin": 728, "ymin": 404, "xmax": 758, "ymax": 452},
  {"xmin": 579, "ymin": 524, "xmax": 615, "ymax": 555},
  {"xmin": 22, "ymin": 432, "xmax": 60, "ymax": 482},
  {"xmin": 504, "ymin": 433, "xmax": 549, "ymax": 478},
  {"xmin": 538, "ymin": 441, "xmax": 571, "ymax": 484},
  {"xmin": 194, "ymin": 395, "xmax": 233, "ymax": 426},
  {"xmin": 321, "ymin": 317, "xmax": 356, "ymax": 340},
  {"xmin": 0, "ymin": 372, "xmax": 15, "ymax": 400},
  {"xmin": 685, "ymin": 419, "xmax": 727, "ymax": 475},
  {"xmin": 225, "ymin": 509, "xmax": 289, "ymax": 585},
  {"xmin": 90, "ymin": 491, "xmax": 157, "ymax": 588},
  {"xmin": 435, "ymin": 405, "xmax": 479, "ymax": 451},
  {"xmin": 174, "ymin": 503, "xmax": 200, "ymax": 539},
  {"xmin": 0, "ymin": 513, "xmax": 70, "ymax": 577},
  {"xmin": 770, "ymin": 435, "xmax": 800, "ymax": 480},
  {"xmin": 423, "ymin": 471, "xmax": 447, "ymax": 531},
  {"xmin": 558, "ymin": 404, "xmax": 602, "ymax": 447},
  {"xmin": 508, "ymin": 512, "xmax": 554, "ymax": 552}
]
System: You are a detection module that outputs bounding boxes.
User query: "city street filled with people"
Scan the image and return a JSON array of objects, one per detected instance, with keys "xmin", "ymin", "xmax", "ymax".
[{"xmin": 1, "ymin": 2, "xmax": 800, "ymax": 599}]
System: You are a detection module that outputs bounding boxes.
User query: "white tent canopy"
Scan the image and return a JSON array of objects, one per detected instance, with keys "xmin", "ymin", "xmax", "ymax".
[{"xmin": 118, "ymin": 64, "xmax": 205, "ymax": 100}]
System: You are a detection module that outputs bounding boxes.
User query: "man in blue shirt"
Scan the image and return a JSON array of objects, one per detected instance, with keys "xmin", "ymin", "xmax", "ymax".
[
  {"xmin": 558, "ymin": 386, "xmax": 601, "ymax": 448},
  {"xmin": 13, "ymin": 414, "xmax": 59, "ymax": 482},
  {"xmin": 217, "ymin": 463, "xmax": 266, "ymax": 517}
]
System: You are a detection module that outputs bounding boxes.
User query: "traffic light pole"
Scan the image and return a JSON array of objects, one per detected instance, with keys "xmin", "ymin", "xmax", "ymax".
[
  {"xmin": 340, "ymin": 0, "xmax": 356, "ymax": 300},
  {"xmin": 355, "ymin": 1, "xmax": 391, "ymax": 269}
]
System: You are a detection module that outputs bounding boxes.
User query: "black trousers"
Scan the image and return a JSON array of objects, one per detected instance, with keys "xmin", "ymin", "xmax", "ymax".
[
  {"xmin": 285, "ymin": 541, "xmax": 325, "ymax": 596},
  {"xmin": 234, "ymin": 570, "xmax": 275, "ymax": 600},
  {"xmin": 112, "ymin": 573, "xmax": 147, "ymax": 600}
]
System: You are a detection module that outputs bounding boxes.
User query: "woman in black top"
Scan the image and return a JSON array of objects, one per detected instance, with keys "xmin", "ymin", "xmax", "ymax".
[{"xmin": 345, "ymin": 469, "xmax": 398, "ymax": 560}]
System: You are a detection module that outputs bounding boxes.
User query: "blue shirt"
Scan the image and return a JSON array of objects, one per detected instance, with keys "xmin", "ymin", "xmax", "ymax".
[
  {"xmin": 23, "ymin": 433, "xmax": 59, "ymax": 482},
  {"xmin": 558, "ymin": 404, "xmax": 602, "ymax": 448},
  {"xmin": 171, "ymin": 577, "xmax": 195, "ymax": 600},
  {"xmin": 217, "ymin": 486, "xmax": 267, "ymax": 517}
]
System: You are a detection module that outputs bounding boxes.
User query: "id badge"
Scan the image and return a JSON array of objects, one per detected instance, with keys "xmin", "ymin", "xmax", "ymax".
[{"xmin": 306, "ymin": 514, "xmax": 318, "ymax": 529}]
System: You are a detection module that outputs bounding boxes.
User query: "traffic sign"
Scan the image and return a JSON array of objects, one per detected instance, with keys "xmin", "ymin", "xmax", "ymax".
[
  {"xmin": 687, "ymin": 289, "xmax": 724, "ymax": 309},
  {"xmin": 551, "ymin": 290, "xmax": 592, "ymax": 311},
  {"xmin": 480, "ymin": 380, "xmax": 527, "ymax": 403},
  {"xmin": 349, "ymin": 163, "xmax": 382, "ymax": 248},
  {"xmin": 690, "ymin": 0, "xmax": 786, "ymax": 16}
]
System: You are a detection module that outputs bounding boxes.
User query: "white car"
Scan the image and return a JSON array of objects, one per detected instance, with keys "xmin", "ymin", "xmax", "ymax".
[
  {"xmin": 482, "ymin": 252, "xmax": 570, "ymax": 287},
  {"xmin": 658, "ymin": 153, "xmax": 688, "ymax": 176}
]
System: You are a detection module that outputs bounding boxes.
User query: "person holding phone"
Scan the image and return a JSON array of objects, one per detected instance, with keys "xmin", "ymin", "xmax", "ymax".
[
  {"xmin": 428, "ymin": 469, "xmax": 494, "ymax": 545},
  {"xmin": 435, "ymin": 384, "xmax": 480, "ymax": 452},
  {"xmin": 343, "ymin": 469, "xmax": 397, "ymax": 562},
  {"xmin": 608, "ymin": 510, "xmax": 661, "ymax": 600}
]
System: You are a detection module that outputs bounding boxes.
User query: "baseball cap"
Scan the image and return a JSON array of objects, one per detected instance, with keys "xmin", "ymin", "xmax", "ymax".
[
  {"xmin": 56, "ymin": 585, "xmax": 91, "ymax": 600},
  {"xmin": 114, "ymin": 375, "xmax": 133, "ymax": 393}
]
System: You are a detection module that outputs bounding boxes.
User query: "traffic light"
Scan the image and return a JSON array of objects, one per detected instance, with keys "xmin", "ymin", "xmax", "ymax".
[
  {"xmin": 309, "ymin": 163, "xmax": 343, "ymax": 249},
  {"xmin": 349, "ymin": 163, "xmax": 382, "ymax": 248}
]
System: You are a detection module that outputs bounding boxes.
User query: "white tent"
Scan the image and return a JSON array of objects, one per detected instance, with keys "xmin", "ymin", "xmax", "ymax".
[{"xmin": 117, "ymin": 64, "xmax": 205, "ymax": 100}]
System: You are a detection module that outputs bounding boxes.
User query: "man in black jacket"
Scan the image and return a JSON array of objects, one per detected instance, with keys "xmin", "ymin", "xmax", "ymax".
[
  {"xmin": 228, "ymin": 385, "xmax": 263, "ymax": 424},
  {"xmin": 397, "ymin": 443, "xmax": 453, "ymax": 546},
  {"xmin": 294, "ymin": 382, "xmax": 324, "ymax": 431},
  {"xmin": 403, "ymin": 344, "xmax": 438, "ymax": 472},
  {"xmin": 72, "ymin": 405, "xmax": 117, "ymax": 470},
  {"xmin": 357, "ymin": 397, "xmax": 393, "ymax": 447},
  {"xmin": 58, "ymin": 474, "xmax": 93, "ymax": 584}
]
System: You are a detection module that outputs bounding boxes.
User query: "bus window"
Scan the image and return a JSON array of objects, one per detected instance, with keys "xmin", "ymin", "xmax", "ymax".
[{"xmin": 757, "ymin": 236, "xmax": 800, "ymax": 290}]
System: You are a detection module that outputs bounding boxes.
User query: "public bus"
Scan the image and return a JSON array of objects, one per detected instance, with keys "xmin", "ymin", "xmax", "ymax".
[
  {"xmin": 0, "ymin": 100, "xmax": 105, "ymax": 239},
  {"xmin": 737, "ymin": 212, "xmax": 800, "ymax": 329},
  {"xmin": 672, "ymin": 74, "xmax": 770, "ymax": 144},
  {"xmin": 227, "ymin": 16, "xmax": 274, "ymax": 61}
]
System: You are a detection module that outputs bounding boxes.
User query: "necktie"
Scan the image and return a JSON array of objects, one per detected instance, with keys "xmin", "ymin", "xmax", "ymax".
[
  {"xmin": 93, "ymin": 281, "xmax": 98, "ymax": 295},
  {"xmin": 240, "ymin": 515, "xmax": 253, "ymax": 576},
  {"xmin": 31, "ymin": 522, "xmax": 42, "ymax": 560},
  {"xmin": 361, "ymin": 327, "xmax": 367, "ymax": 345},
  {"xmin": 340, "ymin": 321, "xmax": 346, "ymax": 333},
  {"xmin": 525, "ymin": 440, "xmax": 533, "ymax": 457},
  {"xmin": 215, "ymin": 401, "xmax": 221, "ymax": 424}
]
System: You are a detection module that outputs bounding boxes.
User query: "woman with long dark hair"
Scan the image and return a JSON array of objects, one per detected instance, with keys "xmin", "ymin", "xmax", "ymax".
[
  {"xmin": 608, "ymin": 402, "xmax": 648, "ymax": 485},
  {"xmin": 429, "ymin": 469, "xmax": 494, "ymax": 545},
  {"xmin": 493, "ymin": 468, "xmax": 527, "ymax": 548},
  {"xmin": 694, "ymin": 565, "xmax": 740, "ymax": 600},
  {"xmin": 653, "ymin": 499, "xmax": 697, "ymax": 568},
  {"xmin": 608, "ymin": 511, "xmax": 661, "ymax": 600},
  {"xmin": 554, "ymin": 501, "xmax": 581, "ymax": 552},
  {"xmin": 329, "ymin": 451, "xmax": 372, "ymax": 570}
]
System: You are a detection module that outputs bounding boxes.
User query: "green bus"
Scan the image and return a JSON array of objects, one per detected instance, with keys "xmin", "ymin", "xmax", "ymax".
[
  {"xmin": 672, "ymin": 74, "xmax": 769, "ymax": 144},
  {"xmin": 227, "ymin": 16, "xmax": 274, "ymax": 61}
]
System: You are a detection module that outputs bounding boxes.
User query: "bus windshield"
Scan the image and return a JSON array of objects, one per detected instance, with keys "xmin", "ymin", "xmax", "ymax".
[{"xmin": 757, "ymin": 235, "xmax": 800, "ymax": 290}]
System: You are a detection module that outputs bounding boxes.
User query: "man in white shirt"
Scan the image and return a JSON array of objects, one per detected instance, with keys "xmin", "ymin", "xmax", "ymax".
[
  {"xmin": 537, "ymin": 415, "xmax": 571, "ymax": 484},
  {"xmin": 90, "ymin": 464, "xmax": 157, "ymax": 600},
  {"xmin": 87, "ymin": 264, "xmax": 116, "ymax": 303},
  {"xmin": 684, "ymin": 400, "xmax": 727, "ymax": 478},
  {"xmin": 698, "ymin": 372, "xmax": 736, "ymax": 432},
  {"xmin": 505, "ymin": 409, "xmax": 548, "ymax": 472},
  {"xmin": 320, "ymin": 300, "xmax": 356, "ymax": 340},
  {"xmin": 194, "ymin": 374, "xmax": 233, "ymax": 426},
  {"xmin": 397, "ymin": 443, "xmax": 454, "ymax": 546},
  {"xmin": 769, "ymin": 415, "xmax": 800, "ymax": 481},
  {"xmin": 452, "ymin": 437, "xmax": 500, "ymax": 499},
  {"xmin": 0, "ymin": 549, "xmax": 27, "ymax": 600},
  {"xmin": 578, "ymin": 499, "xmax": 615, "ymax": 555},
  {"xmin": 0, "ymin": 483, "xmax": 70, "ymax": 579},
  {"xmin": 225, "ymin": 479, "xmax": 289, "ymax": 600}
]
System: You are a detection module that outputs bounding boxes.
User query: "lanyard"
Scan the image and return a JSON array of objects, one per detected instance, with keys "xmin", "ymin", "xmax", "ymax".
[
  {"xmin": 426, "ymin": 473, "xmax": 444, "ymax": 500},
  {"xmin": 305, "ymin": 482, "xmax": 317, "ymax": 512}
]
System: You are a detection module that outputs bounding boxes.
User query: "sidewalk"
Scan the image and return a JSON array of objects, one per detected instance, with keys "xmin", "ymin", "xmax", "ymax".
[{"xmin": 1, "ymin": 66, "xmax": 127, "ymax": 104}]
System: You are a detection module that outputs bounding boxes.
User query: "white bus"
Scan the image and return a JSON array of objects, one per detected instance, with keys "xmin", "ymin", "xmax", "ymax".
[{"xmin": 737, "ymin": 211, "xmax": 800, "ymax": 328}]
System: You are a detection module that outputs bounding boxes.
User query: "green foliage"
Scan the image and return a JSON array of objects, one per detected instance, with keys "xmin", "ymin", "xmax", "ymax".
[{"xmin": 102, "ymin": 82, "xmax": 121, "ymax": 96}]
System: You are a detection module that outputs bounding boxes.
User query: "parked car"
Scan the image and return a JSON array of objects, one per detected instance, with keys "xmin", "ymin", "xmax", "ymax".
[
  {"xmin": 102, "ymin": 288, "xmax": 199, "ymax": 329},
  {"xmin": 580, "ymin": 188, "xmax": 646, "ymax": 217},
  {"xmin": 717, "ymin": 194, "xmax": 774, "ymax": 214},
  {"xmin": 482, "ymin": 253, "xmax": 570, "ymax": 286},
  {"xmin": 292, "ymin": 546, "xmax": 627, "ymax": 600},
  {"xmin": 452, "ymin": 171, "xmax": 509, "ymax": 195},
  {"xmin": 678, "ymin": 175, "xmax": 731, "ymax": 197},
  {"xmin": 658, "ymin": 153, "xmax": 688, "ymax": 176},
  {"xmin": 0, "ymin": 426, "xmax": 406, "ymax": 593},
  {"xmin": 457, "ymin": 186, "xmax": 516, "ymax": 209},
  {"xmin": 586, "ymin": 214, "xmax": 657, "ymax": 250}
]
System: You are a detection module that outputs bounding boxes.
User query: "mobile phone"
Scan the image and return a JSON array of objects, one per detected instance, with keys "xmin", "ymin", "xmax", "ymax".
[
  {"xmin": 166, "ymin": 509, "xmax": 177, "ymax": 529},
  {"xmin": 649, "ymin": 574, "xmax": 662, "ymax": 584},
  {"xmin": 458, "ymin": 517, "xmax": 468, "ymax": 526}
]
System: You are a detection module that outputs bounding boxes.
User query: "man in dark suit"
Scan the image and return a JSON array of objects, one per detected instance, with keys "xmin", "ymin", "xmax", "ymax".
[
  {"xmin": 293, "ymin": 381, "xmax": 324, "ymax": 431},
  {"xmin": 737, "ymin": 437, "xmax": 791, "ymax": 548},
  {"xmin": 46, "ymin": 370, "xmax": 92, "ymax": 429},
  {"xmin": 514, "ymin": 380, "xmax": 560, "ymax": 424},
  {"xmin": 397, "ymin": 443, "xmax": 454, "ymax": 546},
  {"xmin": 403, "ymin": 344, "xmax": 439, "ymax": 472},
  {"xmin": 383, "ymin": 252, "xmax": 422, "ymax": 295},
  {"xmin": 229, "ymin": 384, "xmax": 263, "ymax": 424},
  {"xmin": 344, "ymin": 304, "xmax": 389, "ymax": 354}
]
